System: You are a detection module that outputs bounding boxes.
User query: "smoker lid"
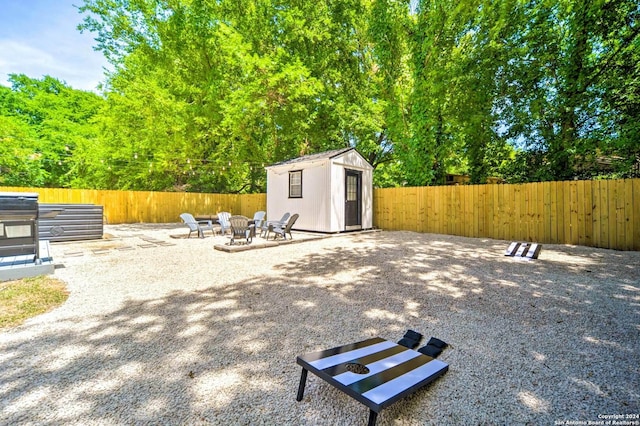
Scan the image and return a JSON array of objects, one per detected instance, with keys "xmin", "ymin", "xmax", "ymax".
[{"xmin": 0, "ymin": 192, "xmax": 39, "ymax": 200}]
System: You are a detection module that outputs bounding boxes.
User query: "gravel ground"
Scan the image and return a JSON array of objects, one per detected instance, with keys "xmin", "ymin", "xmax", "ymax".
[{"xmin": 1, "ymin": 224, "xmax": 639, "ymax": 425}]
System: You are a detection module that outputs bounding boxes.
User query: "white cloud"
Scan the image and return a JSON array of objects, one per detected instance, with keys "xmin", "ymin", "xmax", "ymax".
[
  {"xmin": 0, "ymin": 40, "xmax": 58, "ymax": 71},
  {"xmin": 0, "ymin": 38, "xmax": 107, "ymax": 92}
]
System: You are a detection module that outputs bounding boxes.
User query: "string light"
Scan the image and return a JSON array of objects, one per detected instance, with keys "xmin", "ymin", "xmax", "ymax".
[{"xmin": 8, "ymin": 154, "xmax": 272, "ymax": 178}]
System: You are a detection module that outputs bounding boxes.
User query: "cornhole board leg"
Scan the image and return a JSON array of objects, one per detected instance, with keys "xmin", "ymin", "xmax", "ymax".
[
  {"xmin": 368, "ymin": 410, "xmax": 378, "ymax": 426},
  {"xmin": 296, "ymin": 368, "xmax": 308, "ymax": 402}
]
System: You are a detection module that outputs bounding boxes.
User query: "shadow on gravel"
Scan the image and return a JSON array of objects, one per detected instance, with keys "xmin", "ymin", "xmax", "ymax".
[{"xmin": 0, "ymin": 231, "xmax": 638, "ymax": 425}]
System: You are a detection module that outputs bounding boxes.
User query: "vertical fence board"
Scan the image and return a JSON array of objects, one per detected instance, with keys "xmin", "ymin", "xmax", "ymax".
[
  {"xmin": 416, "ymin": 187, "xmax": 426, "ymax": 233},
  {"xmin": 477, "ymin": 185, "xmax": 486, "ymax": 237},
  {"xmin": 561, "ymin": 181, "xmax": 570, "ymax": 243},
  {"xmin": 472, "ymin": 185, "xmax": 480, "ymax": 238},
  {"xmin": 601, "ymin": 180, "xmax": 612, "ymax": 248},
  {"xmin": 583, "ymin": 180, "xmax": 594, "ymax": 246},
  {"xmin": 489, "ymin": 184, "xmax": 498, "ymax": 239},
  {"xmin": 501, "ymin": 183, "xmax": 509, "ymax": 241},
  {"xmin": 424, "ymin": 186, "xmax": 431, "ymax": 233},
  {"xmin": 634, "ymin": 180, "xmax": 640, "ymax": 250},
  {"xmin": 576, "ymin": 181, "xmax": 586, "ymax": 246},
  {"xmin": 557, "ymin": 181, "xmax": 567, "ymax": 243},
  {"xmin": 607, "ymin": 180, "xmax": 617, "ymax": 249},
  {"xmin": 592, "ymin": 181, "xmax": 602, "ymax": 248},
  {"xmin": 522, "ymin": 183, "xmax": 529, "ymax": 241},
  {"xmin": 569, "ymin": 181, "xmax": 578, "ymax": 245},
  {"xmin": 464, "ymin": 186, "xmax": 471, "ymax": 237},
  {"xmin": 621, "ymin": 179, "xmax": 640, "ymax": 250},
  {"xmin": 391, "ymin": 188, "xmax": 402, "ymax": 231},
  {"xmin": 523, "ymin": 183, "xmax": 532, "ymax": 241},
  {"xmin": 625, "ymin": 180, "xmax": 634, "ymax": 251},
  {"xmin": 535, "ymin": 182, "xmax": 544, "ymax": 242},
  {"xmin": 449, "ymin": 187, "xmax": 456, "ymax": 235},
  {"xmin": 501, "ymin": 184, "xmax": 510, "ymax": 240},
  {"xmin": 616, "ymin": 180, "xmax": 626, "ymax": 250},
  {"xmin": 513, "ymin": 184, "xmax": 522, "ymax": 240},
  {"xmin": 455, "ymin": 186, "xmax": 463, "ymax": 236},
  {"xmin": 408, "ymin": 187, "xmax": 419, "ymax": 232},
  {"xmin": 541, "ymin": 182, "xmax": 550, "ymax": 243},
  {"xmin": 550, "ymin": 181, "xmax": 559, "ymax": 243}
]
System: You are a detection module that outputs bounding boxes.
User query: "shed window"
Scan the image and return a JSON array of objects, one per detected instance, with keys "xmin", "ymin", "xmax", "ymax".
[{"xmin": 289, "ymin": 170, "xmax": 302, "ymax": 198}]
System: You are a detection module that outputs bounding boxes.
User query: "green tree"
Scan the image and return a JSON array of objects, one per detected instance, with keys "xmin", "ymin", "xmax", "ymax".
[
  {"xmin": 496, "ymin": 0, "xmax": 640, "ymax": 181},
  {"xmin": 405, "ymin": 0, "xmax": 474, "ymax": 185},
  {"xmin": 78, "ymin": 0, "xmax": 415, "ymax": 191},
  {"xmin": 0, "ymin": 75, "xmax": 103, "ymax": 188}
]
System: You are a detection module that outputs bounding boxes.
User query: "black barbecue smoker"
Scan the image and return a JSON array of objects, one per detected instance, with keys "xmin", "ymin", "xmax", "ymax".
[
  {"xmin": 0, "ymin": 192, "xmax": 41, "ymax": 260},
  {"xmin": 0, "ymin": 192, "xmax": 59, "ymax": 264}
]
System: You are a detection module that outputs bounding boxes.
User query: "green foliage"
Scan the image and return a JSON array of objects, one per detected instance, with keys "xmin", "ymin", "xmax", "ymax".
[
  {"xmin": 0, "ymin": 76, "xmax": 103, "ymax": 187},
  {"xmin": 495, "ymin": 0, "xmax": 640, "ymax": 180},
  {"xmin": 2, "ymin": 0, "xmax": 638, "ymax": 190},
  {"xmin": 73, "ymin": 0, "xmax": 416, "ymax": 192}
]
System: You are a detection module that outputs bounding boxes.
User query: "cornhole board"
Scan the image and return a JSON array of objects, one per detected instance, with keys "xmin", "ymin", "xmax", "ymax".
[{"xmin": 505, "ymin": 242, "xmax": 541, "ymax": 259}]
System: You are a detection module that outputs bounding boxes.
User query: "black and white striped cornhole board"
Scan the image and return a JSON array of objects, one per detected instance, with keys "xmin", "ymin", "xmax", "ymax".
[
  {"xmin": 296, "ymin": 337, "xmax": 448, "ymax": 426},
  {"xmin": 505, "ymin": 242, "xmax": 542, "ymax": 259}
]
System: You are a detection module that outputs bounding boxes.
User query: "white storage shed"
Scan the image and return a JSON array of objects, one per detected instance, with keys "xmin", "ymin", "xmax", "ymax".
[{"xmin": 265, "ymin": 147, "xmax": 373, "ymax": 233}]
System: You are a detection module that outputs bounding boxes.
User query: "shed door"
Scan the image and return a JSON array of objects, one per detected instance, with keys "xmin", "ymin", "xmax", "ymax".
[{"xmin": 345, "ymin": 169, "xmax": 362, "ymax": 229}]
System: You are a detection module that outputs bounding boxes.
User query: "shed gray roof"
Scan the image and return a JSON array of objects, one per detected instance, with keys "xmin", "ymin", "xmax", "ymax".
[{"xmin": 267, "ymin": 147, "xmax": 356, "ymax": 167}]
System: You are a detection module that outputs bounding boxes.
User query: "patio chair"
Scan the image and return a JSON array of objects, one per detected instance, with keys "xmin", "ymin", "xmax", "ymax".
[
  {"xmin": 252, "ymin": 211, "xmax": 266, "ymax": 235},
  {"xmin": 217, "ymin": 212, "xmax": 231, "ymax": 235},
  {"xmin": 179, "ymin": 213, "xmax": 215, "ymax": 238},
  {"xmin": 229, "ymin": 215, "xmax": 254, "ymax": 245},
  {"xmin": 261, "ymin": 212, "xmax": 290, "ymax": 237},
  {"xmin": 268, "ymin": 213, "xmax": 299, "ymax": 240}
]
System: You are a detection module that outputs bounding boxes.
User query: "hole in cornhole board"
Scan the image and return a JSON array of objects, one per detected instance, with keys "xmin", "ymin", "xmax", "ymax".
[{"xmin": 345, "ymin": 363, "xmax": 370, "ymax": 374}]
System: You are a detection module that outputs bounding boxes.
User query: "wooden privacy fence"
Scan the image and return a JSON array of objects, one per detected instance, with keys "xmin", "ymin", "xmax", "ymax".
[
  {"xmin": 373, "ymin": 179, "xmax": 640, "ymax": 251},
  {"xmin": 2, "ymin": 178, "xmax": 639, "ymax": 250},
  {"xmin": 0, "ymin": 187, "xmax": 266, "ymax": 225}
]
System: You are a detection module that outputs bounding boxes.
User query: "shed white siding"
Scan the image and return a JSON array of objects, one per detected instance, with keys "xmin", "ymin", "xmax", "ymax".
[{"xmin": 265, "ymin": 148, "xmax": 373, "ymax": 233}]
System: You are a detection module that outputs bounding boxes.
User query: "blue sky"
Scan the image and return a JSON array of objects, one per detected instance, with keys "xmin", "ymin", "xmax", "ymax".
[{"xmin": 0, "ymin": 0, "xmax": 109, "ymax": 92}]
